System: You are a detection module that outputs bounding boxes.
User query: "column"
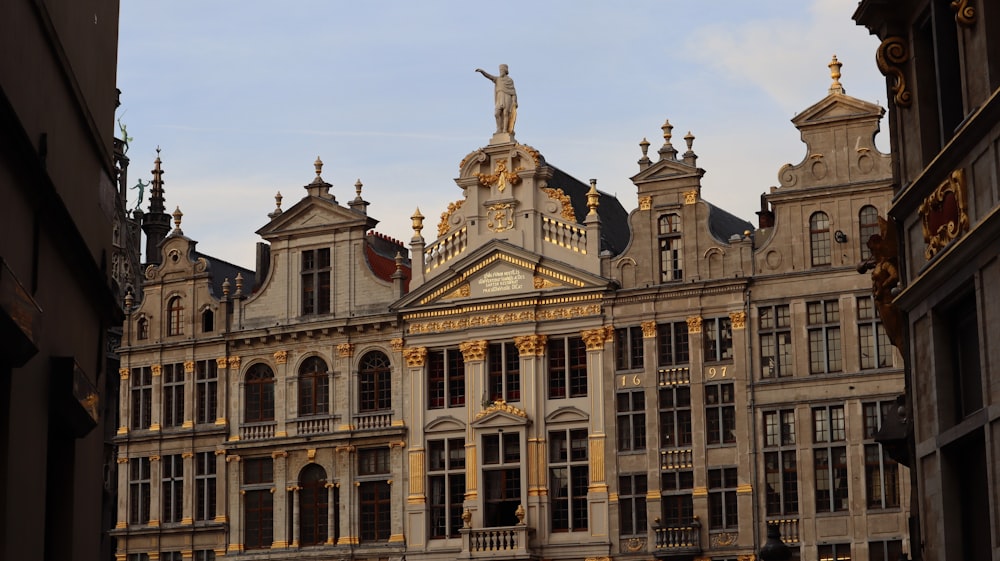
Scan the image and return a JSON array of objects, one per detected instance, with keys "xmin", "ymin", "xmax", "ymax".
[
  {"xmin": 214, "ymin": 449, "xmax": 228, "ymax": 523},
  {"xmin": 274, "ymin": 351, "xmax": 289, "ymax": 437},
  {"xmin": 581, "ymin": 327, "xmax": 611, "ymax": 538},
  {"xmin": 515, "ymin": 334, "xmax": 548, "ymax": 530},
  {"xmin": 148, "ymin": 455, "xmax": 161, "ymax": 527},
  {"xmin": 182, "ymin": 361, "xmax": 195, "ymax": 429},
  {"xmin": 115, "ymin": 457, "xmax": 129, "ymax": 528},
  {"xmin": 335, "ymin": 445, "xmax": 358, "ymax": 545},
  {"xmin": 388, "ymin": 441, "xmax": 406, "ymax": 544},
  {"xmin": 150, "ymin": 364, "xmax": 163, "ymax": 432},
  {"xmin": 289, "ymin": 485, "xmax": 300, "ymax": 548},
  {"xmin": 403, "ymin": 347, "xmax": 428, "ymax": 547},
  {"xmin": 324, "ymin": 483, "xmax": 337, "ymax": 545},
  {"xmin": 336, "ymin": 344, "xmax": 355, "ymax": 431},
  {"xmin": 227, "ymin": 356, "xmax": 241, "ymax": 440},
  {"xmin": 215, "ymin": 357, "xmax": 229, "ymax": 428},
  {"xmin": 182, "ymin": 452, "xmax": 194, "ymax": 524},
  {"xmin": 117, "ymin": 368, "xmax": 130, "ymax": 435},
  {"xmin": 271, "ymin": 450, "xmax": 288, "ymax": 548},
  {"xmin": 226, "ymin": 455, "xmax": 242, "ymax": 553},
  {"xmin": 459, "ymin": 340, "xmax": 487, "ymax": 517}
]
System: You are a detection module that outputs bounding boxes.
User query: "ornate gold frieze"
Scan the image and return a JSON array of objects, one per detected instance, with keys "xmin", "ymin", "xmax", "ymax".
[
  {"xmin": 390, "ymin": 338, "xmax": 404, "ymax": 352},
  {"xmin": 273, "ymin": 350, "xmax": 288, "ymax": 364},
  {"xmin": 684, "ymin": 190, "xmax": 698, "ymax": 205},
  {"xmin": 477, "ymin": 160, "xmax": 521, "ymax": 193},
  {"xmin": 639, "ymin": 196, "xmax": 652, "ymax": 211},
  {"xmin": 641, "ymin": 320, "xmax": 657, "ymax": 338},
  {"xmin": 184, "ymin": 361, "xmax": 195, "ymax": 373},
  {"xmin": 581, "ymin": 327, "xmax": 610, "ymax": 351},
  {"xmin": 711, "ymin": 532, "xmax": 738, "ymax": 547},
  {"xmin": 686, "ymin": 316, "xmax": 702, "ymax": 334},
  {"xmin": 919, "ymin": 168, "xmax": 969, "ymax": 260},
  {"xmin": 533, "ymin": 275, "xmax": 557, "ymax": 289},
  {"xmin": 876, "ymin": 37, "xmax": 912, "ymax": 108},
  {"xmin": 476, "ymin": 399, "xmax": 528, "ymax": 420},
  {"xmin": 542, "ymin": 187, "xmax": 576, "ymax": 221},
  {"xmin": 228, "ymin": 356, "xmax": 241, "ymax": 369},
  {"xmin": 514, "ymin": 334, "xmax": 548, "ymax": 356},
  {"xmin": 951, "ymin": 0, "xmax": 975, "ymax": 26},
  {"xmin": 336, "ymin": 343, "xmax": 355, "ymax": 358},
  {"xmin": 459, "ymin": 340, "xmax": 488, "ymax": 361},
  {"xmin": 729, "ymin": 311, "xmax": 746, "ymax": 330},
  {"xmin": 150, "ymin": 364, "xmax": 162, "ymax": 377},
  {"xmin": 403, "ymin": 347, "xmax": 427, "ymax": 367},
  {"xmin": 438, "ymin": 199, "xmax": 465, "ymax": 237},
  {"xmin": 487, "ymin": 202, "xmax": 515, "ymax": 232}
]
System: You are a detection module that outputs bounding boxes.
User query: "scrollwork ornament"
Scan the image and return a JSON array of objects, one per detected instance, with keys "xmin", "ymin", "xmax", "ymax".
[
  {"xmin": 951, "ymin": 0, "xmax": 975, "ymax": 26},
  {"xmin": 876, "ymin": 37, "xmax": 912, "ymax": 108},
  {"xmin": 919, "ymin": 168, "xmax": 969, "ymax": 260}
]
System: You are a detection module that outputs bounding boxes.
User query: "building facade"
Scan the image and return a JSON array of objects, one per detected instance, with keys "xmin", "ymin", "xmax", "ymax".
[
  {"xmin": 855, "ymin": 2, "xmax": 1000, "ymax": 560},
  {"xmin": 115, "ymin": 62, "xmax": 908, "ymax": 561}
]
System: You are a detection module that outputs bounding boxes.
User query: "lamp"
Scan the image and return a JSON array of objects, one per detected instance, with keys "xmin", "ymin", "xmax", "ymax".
[{"xmin": 834, "ymin": 230, "xmax": 848, "ymax": 243}]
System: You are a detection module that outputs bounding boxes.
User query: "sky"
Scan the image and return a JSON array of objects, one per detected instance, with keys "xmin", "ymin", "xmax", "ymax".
[{"xmin": 116, "ymin": 0, "xmax": 889, "ymax": 270}]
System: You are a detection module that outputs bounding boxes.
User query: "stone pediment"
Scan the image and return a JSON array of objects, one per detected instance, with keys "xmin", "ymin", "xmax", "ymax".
[
  {"xmin": 256, "ymin": 195, "xmax": 376, "ymax": 240},
  {"xmin": 471, "ymin": 400, "xmax": 530, "ymax": 428},
  {"xmin": 792, "ymin": 92, "xmax": 883, "ymax": 127},
  {"xmin": 425, "ymin": 416, "xmax": 466, "ymax": 434},
  {"xmin": 544, "ymin": 406, "xmax": 589, "ymax": 424},
  {"xmin": 630, "ymin": 157, "xmax": 704, "ymax": 185},
  {"xmin": 146, "ymin": 234, "xmax": 209, "ymax": 281}
]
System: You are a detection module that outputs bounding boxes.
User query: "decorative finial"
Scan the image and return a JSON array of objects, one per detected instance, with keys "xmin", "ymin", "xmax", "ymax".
[
  {"xmin": 222, "ymin": 278, "xmax": 231, "ymax": 297},
  {"xmin": 828, "ymin": 55, "xmax": 845, "ymax": 94},
  {"xmin": 172, "ymin": 206, "xmax": 183, "ymax": 235},
  {"xmin": 394, "ymin": 251, "xmax": 404, "ymax": 270},
  {"xmin": 587, "ymin": 179, "xmax": 600, "ymax": 216},
  {"xmin": 314, "ymin": 156, "xmax": 323, "ymax": 178},
  {"xmin": 684, "ymin": 131, "xmax": 694, "ymax": 151},
  {"xmin": 411, "ymin": 207, "xmax": 425, "ymax": 236},
  {"xmin": 355, "ymin": 179, "xmax": 363, "ymax": 200},
  {"xmin": 235, "ymin": 272, "xmax": 244, "ymax": 297},
  {"xmin": 124, "ymin": 288, "xmax": 134, "ymax": 310},
  {"xmin": 268, "ymin": 191, "xmax": 283, "ymax": 219},
  {"xmin": 683, "ymin": 131, "xmax": 697, "ymax": 165},
  {"xmin": 658, "ymin": 119, "xmax": 677, "ymax": 161},
  {"xmin": 639, "ymin": 137, "xmax": 650, "ymax": 158}
]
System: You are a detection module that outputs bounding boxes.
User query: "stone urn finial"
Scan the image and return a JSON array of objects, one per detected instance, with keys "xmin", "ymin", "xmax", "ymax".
[{"xmin": 515, "ymin": 504, "xmax": 526, "ymax": 525}]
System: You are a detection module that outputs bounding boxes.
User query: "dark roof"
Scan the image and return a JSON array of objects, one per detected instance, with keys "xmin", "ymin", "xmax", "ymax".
[
  {"xmin": 195, "ymin": 252, "xmax": 256, "ymax": 298},
  {"xmin": 365, "ymin": 231, "xmax": 411, "ymax": 290},
  {"xmin": 706, "ymin": 203, "xmax": 754, "ymax": 243},
  {"xmin": 547, "ymin": 165, "xmax": 631, "ymax": 256}
]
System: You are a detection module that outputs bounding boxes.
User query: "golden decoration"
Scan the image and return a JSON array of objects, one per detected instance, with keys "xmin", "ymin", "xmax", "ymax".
[
  {"xmin": 271, "ymin": 450, "xmax": 288, "ymax": 459},
  {"xmin": 336, "ymin": 343, "xmax": 355, "ymax": 358},
  {"xmin": 183, "ymin": 361, "xmax": 195, "ymax": 373},
  {"xmin": 216, "ymin": 357, "xmax": 228, "ymax": 369},
  {"xmin": 486, "ymin": 202, "xmax": 515, "ymax": 232},
  {"xmin": 684, "ymin": 190, "xmax": 698, "ymax": 205},
  {"xmin": 638, "ymin": 196, "xmax": 652, "ymax": 211},
  {"xmin": 533, "ymin": 276, "xmax": 558, "ymax": 289},
  {"xmin": 403, "ymin": 346, "xmax": 427, "ymax": 367},
  {"xmin": 686, "ymin": 316, "xmax": 702, "ymax": 334},
  {"xmin": 624, "ymin": 537, "xmax": 646, "ymax": 552},
  {"xmin": 738, "ymin": 555, "xmax": 757, "ymax": 561},
  {"xmin": 542, "ymin": 187, "xmax": 576, "ymax": 221},
  {"xmin": 919, "ymin": 168, "xmax": 969, "ymax": 260},
  {"xmin": 477, "ymin": 160, "xmax": 521, "ymax": 193},
  {"xmin": 692, "ymin": 486, "xmax": 708, "ymax": 497},
  {"xmin": 514, "ymin": 334, "xmax": 548, "ymax": 356},
  {"xmin": 858, "ymin": 215, "xmax": 903, "ymax": 349},
  {"xmin": 150, "ymin": 364, "xmax": 162, "ymax": 377},
  {"xmin": 228, "ymin": 356, "xmax": 241, "ymax": 369},
  {"xmin": 459, "ymin": 340, "xmax": 488, "ymax": 361},
  {"xmin": 437, "ymin": 199, "xmax": 465, "ymax": 237},
  {"xmin": 307, "ymin": 449, "xmax": 316, "ymax": 462},
  {"xmin": 388, "ymin": 534, "xmax": 405, "ymax": 543},
  {"xmin": 475, "ymin": 399, "xmax": 528, "ymax": 420},
  {"xmin": 390, "ymin": 338, "xmax": 404, "ymax": 352},
  {"xmin": 273, "ymin": 350, "xmax": 288, "ymax": 364},
  {"xmin": 335, "ymin": 444, "xmax": 356, "ymax": 454},
  {"xmin": 516, "ymin": 143, "xmax": 542, "ymax": 166},
  {"xmin": 589, "ymin": 436, "xmax": 606, "ymax": 484},
  {"xmin": 118, "ymin": 368, "xmax": 129, "ymax": 380},
  {"xmin": 641, "ymin": 320, "xmax": 657, "ymax": 338},
  {"xmin": 711, "ymin": 532, "xmax": 738, "ymax": 547},
  {"xmin": 876, "ymin": 37, "xmax": 912, "ymax": 108},
  {"xmin": 581, "ymin": 327, "xmax": 610, "ymax": 351},
  {"xmin": 515, "ymin": 503, "xmax": 526, "ymax": 525},
  {"xmin": 951, "ymin": 0, "xmax": 975, "ymax": 26},
  {"xmin": 729, "ymin": 311, "xmax": 747, "ymax": 330},
  {"xmin": 736, "ymin": 483, "xmax": 753, "ymax": 494}
]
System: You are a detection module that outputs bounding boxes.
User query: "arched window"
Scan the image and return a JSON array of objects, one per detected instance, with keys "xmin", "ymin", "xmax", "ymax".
[
  {"xmin": 359, "ymin": 351, "xmax": 391, "ymax": 412},
  {"xmin": 299, "ymin": 464, "xmax": 329, "ymax": 546},
  {"xmin": 809, "ymin": 212, "xmax": 832, "ymax": 266},
  {"xmin": 658, "ymin": 213, "xmax": 683, "ymax": 282},
  {"xmin": 298, "ymin": 357, "xmax": 329, "ymax": 416},
  {"xmin": 167, "ymin": 296, "xmax": 184, "ymax": 336},
  {"xmin": 859, "ymin": 205, "xmax": 879, "ymax": 260},
  {"xmin": 245, "ymin": 364, "xmax": 275, "ymax": 422},
  {"xmin": 201, "ymin": 308, "xmax": 215, "ymax": 333},
  {"xmin": 136, "ymin": 316, "xmax": 149, "ymax": 340}
]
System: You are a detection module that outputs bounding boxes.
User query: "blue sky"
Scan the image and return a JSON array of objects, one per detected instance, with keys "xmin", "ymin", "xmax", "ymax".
[{"xmin": 117, "ymin": 0, "xmax": 888, "ymax": 269}]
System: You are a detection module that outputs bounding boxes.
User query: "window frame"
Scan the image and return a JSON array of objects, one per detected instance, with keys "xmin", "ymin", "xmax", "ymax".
[
  {"xmin": 858, "ymin": 295, "xmax": 891, "ymax": 370},
  {"xmin": 618, "ymin": 473, "xmax": 648, "ymax": 537},
  {"xmin": 703, "ymin": 317, "xmax": 734, "ymax": 363},
  {"xmin": 167, "ymin": 296, "xmax": 184, "ymax": 336},
  {"xmin": 299, "ymin": 464, "xmax": 329, "ymax": 546},
  {"xmin": 859, "ymin": 205, "xmax": 879, "ymax": 261},
  {"xmin": 813, "ymin": 404, "xmax": 848, "ymax": 513},
  {"xmin": 243, "ymin": 457, "xmax": 274, "ymax": 550},
  {"xmin": 658, "ymin": 213, "xmax": 683, "ymax": 283},
  {"xmin": 862, "ymin": 401, "xmax": 900, "ymax": 510},
  {"xmin": 358, "ymin": 448, "xmax": 392, "ymax": 542},
  {"xmin": 427, "ymin": 348, "xmax": 465, "ymax": 409},
  {"xmin": 428, "ymin": 437, "xmax": 466, "ymax": 539},
  {"xmin": 195, "ymin": 451, "xmax": 216, "ymax": 522},
  {"xmin": 163, "ymin": 363, "xmax": 185, "ymax": 428},
  {"xmin": 195, "ymin": 359, "xmax": 218, "ymax": 425},
  {"xmin": 482, "ymin": 432, "xmax": 522, "ymax": 528},
  {"xmin": 762, "ymin": 409, "xmax": 798, "ymax": 516},
  {"xmin": 549, "ymin": 428, "xmax": 589, "ymax": 532},
  {"xmin": 487, "ymin": 342, "xmax": 521, "ymax": 403},
  {"xmin": 298, "ymin": 356, "xmax": 330, "ymax": 417},
  {"xmin": 705, "ymin": 382, "xmax": 736, "ymax": 445},
  {"xmin": 808, "ymin": 300, "xmax": 842, "ymax": 374},
  {"xmin": 616, "ymin": 389, "xmax": 647, "ymax": 452},
  {"xmin": 301, "ymin": 248, "xmax": 331, "ymax": 316},
  {"xmin": 244, "ymin": 363, "xmax": 275, "ymax": 423},
  {"xmin": 657, "ymin": 321, "xmax": 690, "ymax": 367},
  {"xmin": 129, "ymin": 457, "xmax": 151, "ymax": 524},
  {"xmin": 759, "ymin": 304, "xmax": 792, "ymax": 378},
  {"xmin": 809, "ymin": 211, "xmax": 832, "ymax": 267},
  {"xmin": 130, "ymin": 366, "xmax": 153, "ymax": 430},
  {"xmin": 547, "ymin": 336, "xmax": 587, "ymax": 399},
  {"xmin": 708, "ymin": 467, "xmax": 738, "ymax": 530},
  {"xmin": 161, "ymin": 454, "xmax": 184, "ymax": 523}
]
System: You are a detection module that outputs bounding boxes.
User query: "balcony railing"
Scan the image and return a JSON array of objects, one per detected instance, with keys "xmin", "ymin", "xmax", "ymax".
[
  {"xmin": 353, "ymin": 411, "xmax": 393, "ymax": 430},
  {"xmin": 541, "ymin": 216, "xmax": 587, "ymax": 254},
  {"xmin": 653, "ymin": 518, "xmax": 701, "ymax": 557},
  {"xmin": 766, "ymin": 517, "xmax": 800, "ymax": 544},
  {"xmin": 424, "ymin": 226, "xmax": 467, "ymax": 273},
  {"xmin": 658, "ymin": 367, "xmax": 690, "ymax": 386},
  {"xmin": 239, "ymin": 421, "xmax": 275, "ymax": 441},
  {"xmin": 295, "ymin": 416, "xmax": 332, "ymax": 435},
  {"xmin": 660, "ymin": 448, "xmax": 694, "ymax": 470},
  {"xmin": 461, "ymin": 525, "xmax": 532, "ymax": 559}
]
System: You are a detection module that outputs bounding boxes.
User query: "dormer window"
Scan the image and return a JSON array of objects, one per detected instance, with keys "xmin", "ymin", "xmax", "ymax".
[
  {"xmin": 136, "ymin": 316, "xmax": 149, "ymax": 340},
  {"xmin": 167, "ymin": 297, "xmax": 184, "ymax": 336},
  {"xmin": 658, "ymin": 214, "xmax": 683, "ymax": 282},
  {"xmin": 302, "ymin": 248, "xmax": 331, "ymax": 315},
  {"xmin": 201, "ymin": 308, "xmax": 215, "ymax": 332}
]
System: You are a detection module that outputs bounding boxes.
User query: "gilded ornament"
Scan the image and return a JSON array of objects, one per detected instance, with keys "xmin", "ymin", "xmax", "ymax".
[
  {"xmin": 581, "ymin": 327, "xmax": 610, "ymax": 351},
  {"xmin": 336, "ymin": 343, "xmax": 355, "ymax": 358},
  {"xmin": 119, "ymin": 368, "xmax": 129, "ymax": 380},
  {"xmin": 623, "ymin": 537, "xmax": 646, "ymax": 552},
  {"xmin": 437, "ymin": 199, "xmax": 465, "ymax": 237},
  {"xmin": 390, "ymin": 338, "xmax": 404, "ymax": 352},
  {"xmin": 710, "ymin": 532, "xmax": 738, "ymax": 547},
  {"xmin": 641, "ymin": 320, "xmax": 657, "ymax": 338},
  {"xmin": 919, "ymin": 168, "xmax": 969, "ymax": 260},
  {"xmin": 516, "ymin": 144, "xmax": 542, "ymax": 166},
  {"xmin": 459, "ymin": 340, "xmax": 488, "ymax": 361},
  {"xmin": 182, "ymin": 361, "xmax": 194, "ymax": 373},
  {"xmin": 475, "ymin": 399, "xmax": 528, "ymax": 420},
  {"xmin": 403, "ymin": 347, "xmax": 427, "ymax": 367},
  {"xmin": 228, "ymin": 356, "xmax": 241, "ymax": 369},
  {"xmin": 216, "ymin": 357, "xmax": 228, "ymax": 369},
  {"xmin": 857, "ymin": 214, "xmax": 903, "ymax": 349},
  {"xmin": 476, "ymin": 160, "xmax": 521, "ymax": 193},
  {"xmin": 686, "ymin": 316, "xmax": 702, "ymax": 334},
  {"xmin": 150, "ymin": 364, "xmax": 162, "ymax": 377},
  {"xmin": 876, "ymin": 37, "xmax": 912, "ymax": 108},
  {"xmin": 514, "ymin": 334, "xmax": 548, "ymax": 356},
  {"xmin": 951, "ymin": 0, "xmax": 975, "ymax": 26},
  {"xmin": 273, "ymin": 350, "xmax": 288, "ymax": 364},
  {"xmin": 729, "ymin": 311, "xmax": 747, "ymax": 330},
  {"xmin": 486, "ymin": 202, "xmax": 515, "ymax": 232},
  {"xmin": 684, "ymin": 190, "xmax": 697, "ymax": 204},
  {"xmin": 542, "ymin": 187, "xmax": 576, "ymax": 221},
  {"xmin": 639, "ymin": 196, "xmax": 652, "ymax": 211}
]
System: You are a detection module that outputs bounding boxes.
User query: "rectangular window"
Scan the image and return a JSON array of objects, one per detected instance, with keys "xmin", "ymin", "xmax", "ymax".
[
  {"xmin": 128, "ymin": 554, "xmax": 149, "ymax": 561},
  {"xmin": 427, "ymin": 348, "xmax": 465, "ymax": 409},
  {"xmin": 359, "ymin": 448, "xmax": 390, "ymax": 475},
  {"xmin": 162, "ymin": 454, "xmax": 184, "ymax": 523},
  {"xmin": 759, "ymin": 305, "xmax": 791, "ymax": 377},
  {"xmin": 863, "ymin": 401, "xmax": 900, "ymax": 509},
  {"xmin": 161, "ymin": 553, "xmax": 183, "ymax": 561},
  {"xmin": 661, "ymin": 489, "xmax": 694, "ymax": 527},
  {"xmin": 131, "ymin": 366, "xmax": 152, "ymax": 429},
  {"xmin": 243, "ymin": 458, "xmax": 274, "ymax": 550},
  {"xmin": 615, "ymin": 326, "xmax": 644, "ymax": 371},
  {"xmin": 868, "ymin": 540, "xmax": 903, "ymax": 561},
  {"xmin": 704, "ymin": 317, "xmax": 733, "ymax": 362},
  {"xmin": 616, "ymin": 390, "xmax": 646, "ymax": 451},
  {"xmin": 763, "ymin": 409, "xmax": 797, "ymax": 516},
  {"xmin": 195, "ymin": 360, "xmax": 218, "ymax": 424},
  {"xmin": 708, "ymin": 467, "xmax": 738, "ymax": 530},
  {"xmin": 359, "ymin": 481, "xmax": 391, "ymax": 542},
  {"xmin": 163, "ymin": 363, "xmax": 185, "ymax": 428},
  {"xmin": 619, "ymin": 474, "xmax": 647, "ymax": 536},
  {"xmin": 195, "ymin": 451, "xmax": 217, "ymax": 522},
  {"xmin": 549, "ymin": 428, "xmax": 588, "ymax": 532},
  {"xmin": 813, "ymin": 405, "xmax": 848, "ymax": 512},
  {"xmin": 858, "ymin": 296, "xmax": 891, "ymax": 369},
  {"xmin": 301, "ymin": 248, "xmax": 331, "ymax": 315},
  {"xmin": 488, "ymin": 342, "xmax": 521, "ymax": 402},
  {"xmin": 547, "ymin": 336, "xmax": 587, "ymax": 399},
  {"xmin": 808, "ymin": 300, "xmax": 842, "ymax": 373},
  {"xmin": 129, "ymin": 457, "xmax": 151, "ymax": 524},
  {"xmin": 818, "ymin": 543, "xmax": 852, "ymax": 561},
  {"xmin": 659, "ymin": 385, "xmax": 692, "ymax": 449},
  {"xmin": 657, "ymin": 321, "xmax": 689, "ymax": 366},
  {"xmin": 483, "ymin": 433, "xmax": 521, "ymax": 527},
  {"xmin": 659, "ymin": 213, "xmax": 683, "ymax": 282},
  {"xmin": 428, "ymin": 438, "xmax": 466, "ymax": 539},
  {"xmin": 705, "ymin": 383, "xmax": 736, "ymax": 445}
]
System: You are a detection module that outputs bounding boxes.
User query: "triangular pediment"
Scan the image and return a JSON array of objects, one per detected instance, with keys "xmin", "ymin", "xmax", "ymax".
[
  {"xmin": 394, "ymin": 240, "xmax": 612, "ymax": 310},
  {"xmin": 256, "ymin": 195, "xmax": 377, "ymax": 239},
  {"xmin": 792, "ymin": 93, "xmax": 883, "ymax": 127},
  {"xmin": 630, "ymin": 157, "xmax": 704, "ymax": 184},
  {"xmin": 471, "ymin": 400, "xmax": 530, "ymax": 428}
]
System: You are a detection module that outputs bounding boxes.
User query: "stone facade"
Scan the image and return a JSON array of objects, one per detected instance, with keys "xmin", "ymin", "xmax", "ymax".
[{"xmin": 115, "ymin": 62, "xmax": 908, "ymax": 561}]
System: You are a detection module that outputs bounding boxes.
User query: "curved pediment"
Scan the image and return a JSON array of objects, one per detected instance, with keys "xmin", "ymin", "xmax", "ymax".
[
  {"xmin": 424, "ymin": 415, "xmax": 466, "ymax": 434},
  {"xmin": 471, "ymin": 400, "xmax": 530, "ymax": 429},
  {"xmin": 544, "ymin": 406, "xmax": 590, "ymax": 424}
]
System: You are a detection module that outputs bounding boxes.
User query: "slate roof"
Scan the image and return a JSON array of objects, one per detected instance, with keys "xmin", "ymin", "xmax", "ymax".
[{"xmin": 547, "ymin": 165, "xmax": 630, "ymax": 256}]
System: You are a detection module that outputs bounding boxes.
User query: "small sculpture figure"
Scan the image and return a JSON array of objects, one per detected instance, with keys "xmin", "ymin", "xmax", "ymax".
[
  {"xmin": 117, "ymin": 117, "xmax": 133, "ymax": 153},
  {"xmin": 476, "ymin": 64, "xmax": 517, "ymax": 134},
  {"xmin": 131, "ymin": 178, "xmax": 148, "ymax": 211}
]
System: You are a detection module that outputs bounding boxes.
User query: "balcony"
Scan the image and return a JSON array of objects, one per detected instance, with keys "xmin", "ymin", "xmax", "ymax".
[
  {"xmin": 352, "ymin": 411, "xmax": 394, "ymax": 430},
  {"xmin": 460, "ymin": 525, "xmax": 533, "ymax": 559},
  {"xmin": 295, "ymin": 416, "xmax": 333, "ymax": 436},
  {"xmin": 658, "ymin": 367, "xmax": 690, "ymax": 386},
  {"xmin": 766, "ymin": 517, "xmax": 800, "ymax": 544},
  {"xmin": 660, "ymin": 448, "xmax": 694, "ymax": 470},
  {"xmin": 653, "ymin": 519, "xmax": 701, "ymax": 557},
  {"xmin": 239, "ymin": 421, "xmax": 276, "ymax": 441}
]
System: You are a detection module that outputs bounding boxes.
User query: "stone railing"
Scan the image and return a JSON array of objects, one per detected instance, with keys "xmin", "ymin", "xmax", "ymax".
[
  {"xmin": 295, "ymin": 416, "xmax": 332, "ymax": 436},
  {"xmin": 660, "ymin": 448, "xmax": 694, "ymax": 470},
  {"xmin": 461, "ymin": 525, "xmax": 532, "ymax": 558},
  {"xmin": 353, "ymin": 411, "xmax": 393, "ymax": 430},
  {"xmin": 239, "ymin": 421, "xmax": 276, "ymax": 441},
  {"xmin": 766, "ymin": 517, "xmax": 800, "ymax": 544},
  {"xmin": 653, "ymin": 524, "xmax": 701, "ymax": 552},
  {"xmin": 542, "ymin": 216, "xmax": 587, "ymax": 254},
  {"xmin": 424, "ymin": 226, "xmax": 468, "ymax": 273},
  {"xmin": 658, "ymin": 367, "xmax": 691, "ymax": 386}
]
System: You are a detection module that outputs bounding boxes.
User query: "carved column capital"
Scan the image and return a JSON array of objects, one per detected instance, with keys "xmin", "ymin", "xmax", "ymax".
[
  {"xmin": 686, "ymin": 316, "xmax": 702, "ymax": 334},
  {"xmin": 403, "ymin": 347, "xmax": 427, "ymax": 367},
  {"xmin": 336, "ymin": 343, "xmax": 355, "ymax": 358},
  {"xmin": 459, "ymin": 340, "xmax": 488, "ymax": 362},
  {"xmin": 514, "ymin": 334, "xmax": 547, "ymax": 356}
]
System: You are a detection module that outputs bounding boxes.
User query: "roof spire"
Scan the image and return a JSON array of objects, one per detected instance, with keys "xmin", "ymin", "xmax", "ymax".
[
  {"xmin": 828, "ymin": 55, "xmax": 845, "ymax": 95},
  {"xmin": 148, "ymin": 146, "xmax": 165, "ymax": 214}
]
